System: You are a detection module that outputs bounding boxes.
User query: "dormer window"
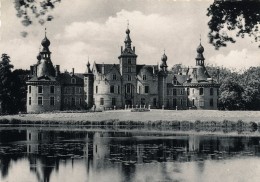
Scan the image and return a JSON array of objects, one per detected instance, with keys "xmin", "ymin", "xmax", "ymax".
[
  {"xmin": 112, "ymin": 74, "xmax": 117, "ymax": 80},
  {"xmin": 143, "ymin": 75, "xmax": 146, "ymax": 80},
  {"xmin": 71, "ymin": 78, "xmax": 76, "ymax": 84}
]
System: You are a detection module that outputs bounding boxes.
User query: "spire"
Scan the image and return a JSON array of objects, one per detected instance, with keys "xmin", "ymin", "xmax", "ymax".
[
  {"xmin": 124, "ymin": 20, "xmax": 132, "ymax": 49},
  {"xmin": 85, "ymin": 58, "xmax": 92, "ymax": 74},
  {"xmin": 160, "ymin": 50, "xmax": 168, "ymax": 71},
  {"xmin": 196, "ymin": 37, "xmax": 205, "ymax": 66},
  {"xmin": 45, "ymin": 27, "xmax": 47, "ymax": 37}
]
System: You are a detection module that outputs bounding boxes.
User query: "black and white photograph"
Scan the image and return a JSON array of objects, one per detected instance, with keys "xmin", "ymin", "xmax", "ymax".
[{"xmin": 1, "ymin": 0, "xmax": 260, "ymax": 181}]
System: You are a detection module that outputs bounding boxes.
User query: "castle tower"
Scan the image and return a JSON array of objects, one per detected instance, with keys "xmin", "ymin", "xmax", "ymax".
[
  {"xmin": 118, "ymin": 23, "xmax": 138, "ymax": 107},
  {"xmin": 158, "ymin": 51, "xmax": 168, "ymax": 108},
  {"xmin": 26, "ymin": 29, "xmax": 61, "ymax": 113},
  {"xmin": 184, "ymin": 40, "xmax": 220, "ymax": 110},
  {"xmin": 83, "ymin": 61, "xmax": 94, "ymax": 109}
]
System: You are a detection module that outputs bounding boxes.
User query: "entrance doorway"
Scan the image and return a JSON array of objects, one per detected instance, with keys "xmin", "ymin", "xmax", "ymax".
[{"xmin": 125, "ymin": 100, "xmax": 132, "ymax": 106}]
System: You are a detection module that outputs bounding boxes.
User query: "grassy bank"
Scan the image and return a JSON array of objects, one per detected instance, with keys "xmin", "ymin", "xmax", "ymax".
[{"xmin": 1, "ymin": 110, "xmax": 260, "ymax": 122}]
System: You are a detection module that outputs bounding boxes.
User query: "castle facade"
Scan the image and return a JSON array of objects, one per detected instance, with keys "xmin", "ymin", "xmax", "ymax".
[{"xmin": 26, "ymin": 27, "xmax": 220, "ymax": 113}]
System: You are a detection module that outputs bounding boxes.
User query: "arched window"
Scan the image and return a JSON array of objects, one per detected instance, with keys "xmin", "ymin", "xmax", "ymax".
[{"xmin": 71, "ymin": 78, "xmax": 76, "ymax": 84}]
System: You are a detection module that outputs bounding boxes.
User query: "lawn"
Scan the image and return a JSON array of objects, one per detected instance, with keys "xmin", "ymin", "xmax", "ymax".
[{"xmin": 2, "ymin": 110, "xmax": 260, "ymax": 123}]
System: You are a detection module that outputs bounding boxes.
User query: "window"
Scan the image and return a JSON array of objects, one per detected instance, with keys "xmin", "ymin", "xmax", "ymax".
[
  {"xmin": 167, "ymin": 89, "xmax": 170, "ymax": 95},
  {"xmin": 173, "ymin": 98, "xmax": 177, "ymax": 107},
  {"xmin": 127, "ymin": 67, "xmax": 131, "ymax": 72},
  {"xmin": 193, "ymin": 89, "xmax": 195, "ymax": 94},
  {"xmin": 112, "ymin": 98, "xmax": 116, "ymax": 106},
  {"xmin": 139, "ymin": 86, "xmax": 141, "ymax": 94},
  {"xmin": 71, "ymin": 98, "xmax": 75, "ymax": 106},
  {"xmin": 145, "ymin": 86, "xmax": 149, "ymax": 94},
  {"xmin": 143, "ymin": 75, "xmax": 146, "ymax": 80},
  {"xmin": 50, "ymin": 97, "xmax": 55, "ymax": 106},
  {"xmin": 153, "ymin": 98, "xmax": 157, "ymax": 106},
  {"xmin": 113, "ymin": 74, "xmax": 117, "ymax": 80},
  {"xmin": 71, "ymin": 78, "xmax": 76, "ymax": 84},
  {"xmin": 38, "ymin": 97, "xmax": 43, "ymax": 105},
  {"xmin": 96, "ymin": 86, "xmax": 98, "ymax": 93},
  {"xmin": 128, "ymin": 59, "xmax": 131, "ymax": 64},
  {"xmin": 173, "ymin": 89, "xmax": 177, "ymax": 96},
  {"xmin": 126, "ymin": 84, "xmax": 131, "ymax": 93},
  {"xmin": 50, "ymin": 86, "xmax": 55, "ymax": 94},
  {"xmin": 38, "ymin": 86, "xmax": 43, "ymax": 94},
  {"xmin": 141, "ymin": 98, "xmax": 145, "ymax": 105},
  {"xmin": 29, "ymin": 86, "xmax": 31, "ymax": 94},
  {"xmin": 210, "ymin": 88, "xmax": 214, "ymax": 96},
  {"xmin": 118, "ymin": 86, "xmax": 120, "ymax": 94},
  {"xmin": 79, "ymin": 98, "xmax": 82, "ymax": 105},
  {"xmin": 199, "ymin": 88, "xmax": 204, "ymax": 95},
  {"xmin": 210, "ymin": 98, "xmax": 214, "ymax": 107},
  {"xmin": 173, "ymin": 80, "xmax": 178, "ymax": 85},
  {"xmin": 167, "ymin": 99, "xmax": 170, "ymax": 107},
  {"xmin": 78, "ymin": 87, "xmax": 82, "ymax": 94},
  {"xmin": 192, "ymin": 99, "xmax": 195, "ymax": 106},
  {"xmin": 180, "ymin": 99, "xmax": 183, "ymax": 106},
  {"xmin": 100, "ymin": 98, "xmax": 104, "ymax": 105},
  {"xmin": 110, "ymin": 85, "xmax": 115, "ymax": 93},
  {"xmin": 29, "ymin": 97, "xmax": 31, "ymax": 105},
  {"xmin": 199, "ymin": 100, "xmax": 204, "ymax": 107},
  {"xmin": 187, "ymin": 88, "xmax": 190, "ymax": 95},
  {"xmin": 64, "ymin": 98, "xmax": 68, "ymax": 105},
  {"xmin": 127, "ymin": 75, "xmax": 131, "ymax": 81},
  {"xmin": 180, "ymin": 89, "xmax": 184, "ymax": 95}
]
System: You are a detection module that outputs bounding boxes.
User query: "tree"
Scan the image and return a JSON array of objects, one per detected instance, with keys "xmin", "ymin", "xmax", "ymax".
[
  {"xmin": 219, "ymin": 80, "xmax": 244, "ymax": 110},
  {"xmin": 13, "ymin": 0, "xmax": 61, "ymax": 37},
  {"xmin": 207, "ymin": 0, "xmax": 260, "ymax": 49},
  {"xmin": 0, "ymin": 54, "xmax": 14, "ymax": 114}
]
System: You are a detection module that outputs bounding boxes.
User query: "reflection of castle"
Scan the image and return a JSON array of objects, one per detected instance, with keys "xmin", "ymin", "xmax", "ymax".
[{"xmin": 26, "ymin": 26, "xmax": 219, "ymax": 113}]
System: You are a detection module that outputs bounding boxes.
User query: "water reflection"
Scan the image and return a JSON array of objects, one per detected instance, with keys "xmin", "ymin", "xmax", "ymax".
[{"xmin": 0, "ymin": 129, "xmax": 260, "ymax": 182}]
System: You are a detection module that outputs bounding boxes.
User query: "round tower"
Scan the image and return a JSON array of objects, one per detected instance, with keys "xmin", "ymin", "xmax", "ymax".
[{"xmin": 83, "ymin": 61, "xmax": 94, "ymax": 109}]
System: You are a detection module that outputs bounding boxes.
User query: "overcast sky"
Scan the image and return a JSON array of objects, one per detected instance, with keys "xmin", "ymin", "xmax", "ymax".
[{"xmin": 1, "ymin": 0, "xmax": 259, "ymax": 73}]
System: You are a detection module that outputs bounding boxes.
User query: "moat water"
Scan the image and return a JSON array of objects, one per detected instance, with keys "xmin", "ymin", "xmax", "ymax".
[{"xmin": 0, "ymin": 127, "xmax": 260, "ymax": 182}]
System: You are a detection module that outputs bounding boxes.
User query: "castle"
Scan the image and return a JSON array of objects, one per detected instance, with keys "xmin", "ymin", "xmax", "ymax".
[{"xmin": 26, "ymin": 26, "xmax": 220, "ymax": 113}]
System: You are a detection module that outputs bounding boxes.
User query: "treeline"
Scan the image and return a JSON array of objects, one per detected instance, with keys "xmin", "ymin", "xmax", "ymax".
[
  {"xmin": 207, "ymin": 65, "xmax": 260, "ymax": 110},
  {"xmin": 0, "ymin": 54, "xmax": 29, "ymax": 114}
]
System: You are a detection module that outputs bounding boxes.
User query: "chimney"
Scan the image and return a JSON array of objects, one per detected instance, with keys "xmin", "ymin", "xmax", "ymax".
[
  {"xmin": 121, "ymin": 46, "xmax": 123, "ymax": 53},
  {"xmin": 217, "ymin": 68, "xmax": 220, "ymax": 83},
  {"xmin": 30, "ymin": 66, "xmax": 34, "ymax": 76},
  {"xmin": 72, "ymin": 68, "xmax": 75, "ymax": 75},
  {"xmin": 102, "ymin": 63, "xmax": 105, "ymax": 74},
  {"xmin": 55, "ymin": 65, "xmax": 60, "ymax": 76}
]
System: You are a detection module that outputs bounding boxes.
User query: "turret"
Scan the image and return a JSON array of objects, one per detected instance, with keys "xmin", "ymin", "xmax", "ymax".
[{"xmin": 83, "ymin": 61, "xmax": 94, "ymax": 109}]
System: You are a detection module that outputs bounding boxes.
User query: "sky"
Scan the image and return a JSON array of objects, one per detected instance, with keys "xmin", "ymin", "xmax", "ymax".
[{"xmin": 0, "ymin": 0, "xmax": 260, "ymax": 73}]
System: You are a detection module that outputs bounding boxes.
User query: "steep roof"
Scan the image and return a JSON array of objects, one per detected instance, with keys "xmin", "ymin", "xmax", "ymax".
[
  {"xmin": 95, "ymin": 64, "xmax": 120, "ymax": 75},
  {"xmin": 58, "ymin": 72, "xmax": 84, "ymax": 85},
  {"xmin": 136, "ymin": 64, "xmax": 158, "ymax": 75}
]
